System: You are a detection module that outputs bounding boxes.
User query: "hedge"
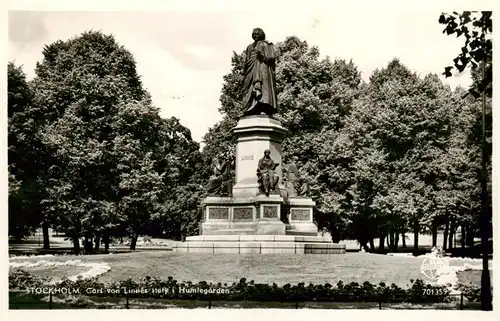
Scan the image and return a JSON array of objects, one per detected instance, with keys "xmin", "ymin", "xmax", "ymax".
[{"xmin": 10, "ymin": 269, "xmax": 453, "ymax": 303}]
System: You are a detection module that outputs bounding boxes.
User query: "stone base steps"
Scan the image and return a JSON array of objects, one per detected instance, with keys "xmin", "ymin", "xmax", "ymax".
[
  {"xmin": 173, "ymin": 241, "xmax": 346, "ymax": 254},
  {"xmin": 186, "ymin": 235, "xmax": 331, "ymax": 243},
  {"xmin": 285, "ymin": 230, "xmax": 318, "ymax": 236},
  {"xmin": 204, "ymin": 229, "xmax": 255, "ymax": 235}
]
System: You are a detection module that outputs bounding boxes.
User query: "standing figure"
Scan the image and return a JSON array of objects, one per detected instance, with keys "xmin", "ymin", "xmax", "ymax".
[
  {"xmin": 257, "ymin": 150, "xmax": 280, "ymax": 196},
  {"xmin": 241, "ymin": 28, "xmax": 278, "ymax": 117}
]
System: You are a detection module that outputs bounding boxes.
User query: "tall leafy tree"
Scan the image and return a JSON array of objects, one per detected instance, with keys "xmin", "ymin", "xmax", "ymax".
[
  {"xmin": 439, "ymin": 11, "xmax": 492, "ymax": 310},
  {"xmin": 31, "ymin": 31, "xmax": 203, "ymax": 252},
  {"xmin": 32, "ymin": 31, "xmax": 151, "ymax": 253},
  {"xmin": 7, "ymin": 62, "xmax": 46, "ymax": 242},
  {"xmin": 339, "ymin": 60, "xmax": 459, "ymax": 251},
  {"xmin": 149, "ymin": 117, "xmax": 204, "ymax": 241}
]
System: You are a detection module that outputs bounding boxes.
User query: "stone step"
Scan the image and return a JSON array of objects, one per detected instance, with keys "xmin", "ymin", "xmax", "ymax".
[
  {"xmin": 173, "ymin": 241, "xmax": 346, "ymax": 254},
  {"xmin": 186, "ymin": 235, "xmax": 332, "ymax": 243},
  {"xmin": 285, "ymin": 230, "xmax": 319, "ymax": 236},
  {"xmin": 205, "ymin": 229, "xmax": 255, "ymax": 235}
]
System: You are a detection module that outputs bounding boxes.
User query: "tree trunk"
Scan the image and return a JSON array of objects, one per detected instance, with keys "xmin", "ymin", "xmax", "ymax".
[
  {"xmin": 379, "ymin": 233, "xmax": 385, "ymax": 252},
  {"xmin": 42, "ymin": 221, "xmax": 50, "ymax": 250},
  {"xmin": 84, "ymin": 236, "xmax": 88, "ymax": 254},
  {"xmin": 461, "ymin": 225, "xmax": 466, "ymax": 249},
  {"xmin": 72, "ymin": 236, "xmax": 81, "ymax": 255},
  {"xmin": 389, "ymin": 231, "xmax": 395, "ymax": 251},
  {"xmin": 104, "ymin": 235, "xmax": 110, "ymax": 253},
  {"xmin": 466, "ymin": 227, "xmax": 474, "ymax": 247},
  {"xmin": 369, "ymin": 238, "xmax": 375, "ymax": 252},
  {"xmin": 402, "ymin": 231, "xmax": 407, "ymax": 248},
  {"xmin": 442, "ymin": 220, "xmax": 449, "ymax": 251},
  {"xmin": 94, "ymin": 236, "xmax": 100, "ymax": 252},
  {"xmin": 432, "ymin": 223, "xmax": 438, "ymax": 247},
  {"xmin": 448, "ymin": 224, "xmax": 454, "ymax": 250},
  {"xmin": 13, "ymin": 228, "xmax": 23, "ymax": 242},
  {"xmin": 413, "ymin": 223, "xmax": 419, "ymax": 251},
  {"xmin": 84, "ymin": 236, "xmax": 93, "ymax": 254},
  {"xmin": 130, "ymin": 235, "xmax": 138, "ymax": 251},
  {"xmin": 395, "ymin": 232, "xmax": 400, "ymax": 249}
]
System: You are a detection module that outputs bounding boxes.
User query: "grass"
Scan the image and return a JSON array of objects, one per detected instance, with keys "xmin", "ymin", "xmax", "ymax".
[
  {"xmin": 10, "ymin": 293, "xmax": 478, "ymax": 310},
  {"xmin": 457, "ymin": 269, "xmax": 493, "ymax": 286},
  {"xmin": 9, "ymin": 251, "xmax": 488, "ymax": 288},
  {"xmin": 9, "ymin": 292, "xmax": 72, "ymax": 309}
]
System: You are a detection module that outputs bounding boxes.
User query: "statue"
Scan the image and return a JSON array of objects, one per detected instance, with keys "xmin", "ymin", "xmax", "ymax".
[
  {"xmin": 284, "ymin": 158, "xmax": 310, "ymax": 197},
  {"xmin": 257, "ymin": 150, "xmax": 280, "ymax": 196},
  {"xmin": 241, "ymin": 28, "xmax": 278, "ymax": 117},
  {"xmin": 206, "ymin": 157, "xmax": 233, "ymax": 196}
]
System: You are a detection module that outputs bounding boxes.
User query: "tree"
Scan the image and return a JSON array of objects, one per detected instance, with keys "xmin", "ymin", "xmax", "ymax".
[
  {"xmin": 31, "ymin": 31, "xmax": 155, "ymax": 253},
  {"xmin": 439, "ymin": 11, "xmax": 492, "ymax": 311},
  {"xmin": 440, "ymin": 11, "xmax": 492, "ymax": 97},
  {"xmin": 7, "ymin": 62, "xmax": 47, "ymax": 243},
  {"xmin": 28, "ymin": 30, "xmax": 205, "ymax": 253},
  {"xmin": 147, "ymin": 117, "xmax": 204, "ymax": 241},
  {"xmin": 340, "ymin": 60, "xmax": 461, "ymax": 252}
]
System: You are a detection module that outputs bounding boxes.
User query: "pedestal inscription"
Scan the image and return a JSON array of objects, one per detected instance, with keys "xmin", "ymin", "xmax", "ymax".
[
  {"xmin": 208, "ymin": 207, "xmax": 230, "ymax": 220},
  {"xmin": 233, "ymin": 207, "xmax": 254, "ymax": 220},
  {"xmin": 290, "ymin": 209, "xmax": 310, "ymax": 221}
]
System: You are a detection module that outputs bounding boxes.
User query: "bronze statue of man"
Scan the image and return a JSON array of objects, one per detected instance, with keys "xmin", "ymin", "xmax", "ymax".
[
  {"xmin": 206, "ymin": 157, "xmax": 232, "ymax": 196},
  {"xmin": 285, "ymin": 159, "xmax": 310, "ymax": 197},
  {"xmin": 241, "ymin": 28, "xmax": 278, "ymax": 117},
  {"xmin": 257, "ymin": 149, "xmax": 280, "ymax": 196}
]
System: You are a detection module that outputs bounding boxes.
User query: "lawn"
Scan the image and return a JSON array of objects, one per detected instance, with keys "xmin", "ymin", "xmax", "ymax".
[
  {"xmin": 9, "ymin": 251, "xmax": 488, "ymax": 288},
  {"xmin": 10, "ymin": 292, "xmax": 473, "ymax": 309}
]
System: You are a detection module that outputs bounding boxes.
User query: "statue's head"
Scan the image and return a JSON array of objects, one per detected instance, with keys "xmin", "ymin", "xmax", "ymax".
[
  {"xmin": 264, "ymin": 149, "xmax": 271, "ymax": 157},
  {"xmin": 252, "ymin": 28, "xmax": 266, "ymax": 41}
]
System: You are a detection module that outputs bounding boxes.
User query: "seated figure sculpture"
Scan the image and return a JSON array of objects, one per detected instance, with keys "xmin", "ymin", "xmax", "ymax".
[
  {"xmin": 257, "ymin": 150, "xmax": 280, "ymax": 196},
  {"xmin": 206, "ymin": 157, "xmax": 233, "ymax": 196},
  {"xmin": 285, "ymin": 159, "xmax": 310, "ymax": 197}
]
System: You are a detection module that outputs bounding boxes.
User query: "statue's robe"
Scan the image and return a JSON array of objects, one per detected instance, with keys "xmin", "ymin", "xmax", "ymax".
[
  {"xmin": 242, "ymin": 40, "xmax": 278, "ymax": 116},
  {"xmin": 286, "ymin": 163, "xmax": 299, "ymax": 197},
  {"xmin": 257, "ymin": 157, "xmax": 279, "ymax": 195},
  {"xmin": 206, "ymin": 161, "xmax": 229, "ymax": 195}
]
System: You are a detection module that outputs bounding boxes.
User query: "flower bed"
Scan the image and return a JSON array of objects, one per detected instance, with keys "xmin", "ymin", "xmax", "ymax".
[{"xmin": 9, "ymin": 258, "xmax": 111, "ymax": 282}]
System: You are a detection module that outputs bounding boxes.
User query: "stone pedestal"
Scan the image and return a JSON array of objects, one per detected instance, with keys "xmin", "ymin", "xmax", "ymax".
[
  {"xmin": 255, "ymin": 195, "xmax": 285, "ymax": 235},
  {"xmin": 285, "ymin": 197, "xmax": 318, "ymax": 236},
  {"xmin": 200, "ymin": 195, "xmax": 286, "ymax": 236},
  {"xmin": 232, "ymin": 115, "xmax": 288, "ymax": 198},
  {"xmin": 180, "ymin": 114, "xmax": 345, "ymax": 254}
]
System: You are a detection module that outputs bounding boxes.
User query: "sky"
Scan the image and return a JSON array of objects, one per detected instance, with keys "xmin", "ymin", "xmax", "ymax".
[{"xmin": 7, "ymin": 1, "xmax": 490, "ymax": 143}]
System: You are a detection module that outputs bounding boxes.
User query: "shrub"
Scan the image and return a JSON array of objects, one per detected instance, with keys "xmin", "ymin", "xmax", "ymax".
[
  {"xmin": 8, "ymin": 269, "xmax": 454, "ymax": 304},
  {"xmin": 456, "ymin": 284, "xmax": 481, "ymax": 302},
  {"xmin": 9, "ymin": 268, "xmax": 51, "ymax": 290}
]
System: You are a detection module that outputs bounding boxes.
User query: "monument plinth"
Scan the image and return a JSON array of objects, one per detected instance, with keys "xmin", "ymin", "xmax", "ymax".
[
  {"xmin": 232, "ymin": 115, "xmax": 288, "ymax": 198},
  {"xmin": 173, "ymin": 28, "xmax": 345, "ymax": 254}
]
